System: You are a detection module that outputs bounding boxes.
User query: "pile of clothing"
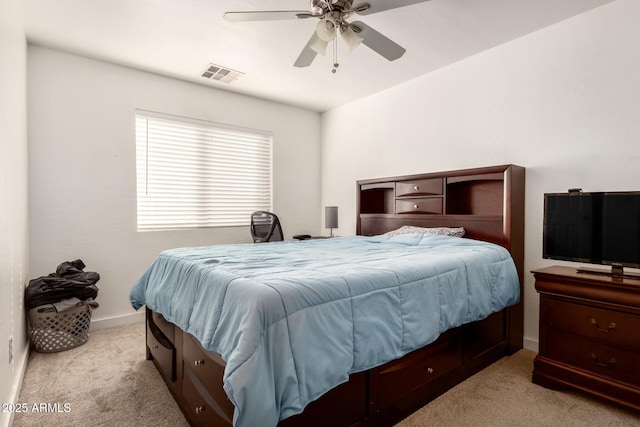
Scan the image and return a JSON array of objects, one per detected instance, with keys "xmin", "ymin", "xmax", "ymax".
[{"xmin": 25, "ymin": 259, "xmax": 100, "ymax": 312}]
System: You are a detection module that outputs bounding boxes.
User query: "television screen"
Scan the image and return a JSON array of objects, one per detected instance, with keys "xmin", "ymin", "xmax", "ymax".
[
  {"xmin": 543, "ymin": 192, "xmax": 640, "ymax": 268},
  {"xmin": 601, "ymin": 193, "xmax": 640, "ymax": 266}
]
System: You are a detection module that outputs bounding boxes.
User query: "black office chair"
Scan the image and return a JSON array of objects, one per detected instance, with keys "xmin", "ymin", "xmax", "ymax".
[{"xmin": 250, "ymin": 211, "xmax": 284, "ymax": 243}]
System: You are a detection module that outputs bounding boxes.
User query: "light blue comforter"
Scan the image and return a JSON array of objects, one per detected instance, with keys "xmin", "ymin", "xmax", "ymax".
[{"xmin": 130, "ymin": 234, "xmax": 520, "ymax": 427}]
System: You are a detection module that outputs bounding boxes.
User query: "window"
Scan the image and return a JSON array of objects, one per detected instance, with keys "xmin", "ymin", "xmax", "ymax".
[{"xmin": 135, "ymin": 110, "xmax": 272, "ymax": 231}]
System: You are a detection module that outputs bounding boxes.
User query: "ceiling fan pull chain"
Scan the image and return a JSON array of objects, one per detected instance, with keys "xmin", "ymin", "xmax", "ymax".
[{"xmin": 332, "ymin": 37, "xmax": 339, "ymax": 73}]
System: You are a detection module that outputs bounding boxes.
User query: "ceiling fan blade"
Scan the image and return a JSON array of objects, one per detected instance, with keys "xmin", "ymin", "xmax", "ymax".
[
  {"xmin": 351, "ymin": 21, "xmax": 406, "ymax": 61},
  {"xmin": 294, "ymin": 33, "xmax": 320, "ymax": 67},
  {"xmin": 356, "ymin": 0, "xmax": 432, "ymax": 16},
  {"xmin": 224, "ymin": 10, "xmax": 314, "ymax": 22}
]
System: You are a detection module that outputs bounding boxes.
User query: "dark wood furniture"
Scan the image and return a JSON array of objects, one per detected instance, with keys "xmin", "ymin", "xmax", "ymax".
[
  {"xmin": 145, "ymin": 164, "xmax": 525, "ymax": 426},
  {"xmin": 532, "ymin": 266, "xmax": 640, "ymax": 411}
]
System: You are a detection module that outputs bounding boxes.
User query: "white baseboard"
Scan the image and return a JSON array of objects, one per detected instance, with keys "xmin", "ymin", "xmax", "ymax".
[
  {"xmin": 2, "ymin": 343, "xmax": 30, "ymax": 427},
  {"xmin": 523, "ymin": 337, "xmax": 538, "ymax": 353},
  {"xmin": 90, "ymin": 311, "xmax": 145, "ymax": 331}
]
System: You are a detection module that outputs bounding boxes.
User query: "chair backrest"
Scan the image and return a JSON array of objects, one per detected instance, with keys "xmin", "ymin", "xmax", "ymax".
[{"xmin": 250, "ymin": 211, "xmax": 283, "ymax": 243}]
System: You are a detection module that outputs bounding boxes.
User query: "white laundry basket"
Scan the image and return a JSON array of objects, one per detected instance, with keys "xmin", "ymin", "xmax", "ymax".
[{"xmin": 28, "ymin": 303, "xmax": 92, "ymax": 353}]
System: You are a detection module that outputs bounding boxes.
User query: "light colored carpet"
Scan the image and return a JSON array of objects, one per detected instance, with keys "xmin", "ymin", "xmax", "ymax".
[
  {"xmin": 397, "ymin": 349, "xmax": 640, "ymax": 427},
  {"xmin": 13, "ymin": 322, "xmax": 189, "ymax": 427},
  {"xmin": 12, "ymin": 322, "xmax": 640, "ymax": 426}
]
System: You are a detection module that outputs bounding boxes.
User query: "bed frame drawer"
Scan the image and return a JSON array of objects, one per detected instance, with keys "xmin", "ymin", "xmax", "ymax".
[
  {"xmin": 278, "ymin": 372, "xmax": 367, "ymax": 427},
  {"xmin": 463, "ymin": 310, "xmax": 507, "ymax": 361},
  {"xmin": 149, "ymin": 310, "xmax": 175, "ymax": 345},
  {"xmin": 183, "ymin": 333, "xmax": 234, "ymax": 422},
  {"xmin": 146, "ymin": 321, "xmax": 176, "ymax": 383},
  {"xmin": 183, "ymin": 366, "xmax": 233, "ymax": 427},
  {"xmin": 371, "ymin": 335, "xmax": 462, "ymax": 409}
]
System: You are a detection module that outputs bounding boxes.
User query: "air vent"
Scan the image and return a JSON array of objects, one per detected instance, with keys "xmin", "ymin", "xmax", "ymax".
[{"xmin": 201, "ymin": 64, "xmax": 243, "ymax": 83}]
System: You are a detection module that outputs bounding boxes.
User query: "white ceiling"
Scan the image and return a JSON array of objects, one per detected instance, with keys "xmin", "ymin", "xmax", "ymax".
[{"xmin": 24, "ymin": 0, "xmax": 613, "ymax": 112}]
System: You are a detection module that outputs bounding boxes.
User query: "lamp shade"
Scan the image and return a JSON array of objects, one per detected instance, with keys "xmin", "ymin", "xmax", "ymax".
[
  {"xmin": 325, "ymin": 206, "xmax": 338, "ymax": 229},
  {"xmin": 316, "ymin": 17, "xmax": 337, "ymax": 42},
  {"xmin": 341, "ymin": 26, "xmax": 363, "ymax": 53},
  {"xmin": 309, "ymin": 35, "xmax": 329, "ymax": 56}
]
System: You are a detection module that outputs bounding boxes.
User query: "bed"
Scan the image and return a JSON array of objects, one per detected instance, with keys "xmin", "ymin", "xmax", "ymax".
[{"xmin": 131, "ymin": 164, "xmax": 525, "ymax": 427}]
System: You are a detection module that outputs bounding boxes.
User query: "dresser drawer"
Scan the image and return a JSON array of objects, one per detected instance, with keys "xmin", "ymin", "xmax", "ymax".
[
  {"xmin": 147, "ymin": 321, "xmax": 175, "ymax": 383},
  {"xmin": 150, "ymin": 310, "xmax": 175, "ymax": 345},
  {"xmin": 545, "ymin": 298, "xmax": 640, "ymax": 350},
  {"xmin": 183, "ymin": 367, "xmax": 233, "ymax": 427},
  {"xmin": 396, "ymin": 178, "xmax": 443, "ymax": 197},
  {"xmin": 373, "ymin": 336, "xmax": 462, "ymax": 408},
  {"xmin": 395, "ymin": 198, "xmax": 443, "ymax": 214},
  {"xmin": 548, "ymin": 329, "xmax": 640, "ymax": 385},
  {"xmin": 183, "ymin": 334, "xmax": 234, "ymax": 422}
]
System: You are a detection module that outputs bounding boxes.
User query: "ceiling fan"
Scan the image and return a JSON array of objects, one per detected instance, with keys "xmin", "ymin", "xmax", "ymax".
[{"xmin": 224, "ymin": 0, "xmax": 431, "ymax": 69}]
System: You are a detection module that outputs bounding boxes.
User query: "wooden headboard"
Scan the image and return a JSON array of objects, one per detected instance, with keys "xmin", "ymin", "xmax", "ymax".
[{"xmin": 356, "ymin": 164, "xmax": 525, "ymax": 352}]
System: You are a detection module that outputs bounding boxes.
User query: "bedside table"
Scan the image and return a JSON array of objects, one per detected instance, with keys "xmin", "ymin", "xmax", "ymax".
[
  {"xmin": 532, "ymin": 266, "xmax": 640, "ymax": 411},
  {"xmin": 292, "ymin": 235, "xmax": 329, "ymax": 240}
]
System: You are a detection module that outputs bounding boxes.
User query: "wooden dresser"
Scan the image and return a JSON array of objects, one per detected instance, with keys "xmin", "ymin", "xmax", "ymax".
[{"xmin": 532, "ymin": 266, "xmax": 640, "ymax": 411}]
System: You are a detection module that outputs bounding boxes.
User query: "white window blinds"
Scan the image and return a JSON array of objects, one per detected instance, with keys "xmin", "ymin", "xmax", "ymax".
[{"xmin": 135, "ymin": 110, "xmax": 273, "ymax": 231}]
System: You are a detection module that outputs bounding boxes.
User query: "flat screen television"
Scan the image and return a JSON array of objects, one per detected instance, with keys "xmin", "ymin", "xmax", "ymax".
[{"xmin": 543, "ymin": 191, "xmax": 640, "ymax": 277}]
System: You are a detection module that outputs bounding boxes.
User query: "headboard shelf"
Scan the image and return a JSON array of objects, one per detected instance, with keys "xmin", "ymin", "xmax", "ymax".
[
  {"xmin": 360, "ymin": 187, "xmax": 394, "ymax": 214},
  {"xmin": 446, "ymin": 178, "xmax": 504, "ymax": 215},
  {"xmin": 361, "ymin": 182, "xmax": 395, "ymax": 191},
  {"xmin": 446, "ymin": 172, "xmax": 504, "ymax": 184}
]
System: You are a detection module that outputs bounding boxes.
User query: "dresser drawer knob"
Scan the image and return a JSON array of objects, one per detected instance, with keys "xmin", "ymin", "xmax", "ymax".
[
  {"xmin": 413, "ymin": 185, "xmax": 419, "ymax": 191},
  {"xmin": 590, "ymin": 353, "xmax": 616, "ymax": 368},
  {"xmin": 590, "ymin": 318, "xmax": 616, "ymax": 333},
  {"xmin": 194, "ymin": 359, "xmax": 205, "ymax": 366},
  {"xmin": 195, "ymin": 405, "xmax": 205, "ymax": 414},
  {"xmin": 413, "ymin": 204, "xmax": 419, "ymax": 209},
  {"xmin": 425, "ymin": 367, "xmax": 434, "ymax": 374}
]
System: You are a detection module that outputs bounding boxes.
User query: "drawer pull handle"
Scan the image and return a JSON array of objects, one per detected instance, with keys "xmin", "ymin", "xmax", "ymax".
[
  {"xmin": 413, "ymin": 185, "xmax": 419, "ymax": 191},
  {"xmin": 591, "ymin": 353, "xmax": 616, "ymax": 368},
  {"xmin": 413, "ymin": 204, "xmax": 419, "ymax": 209},
  {"xmin": 194, "ymin": 359, "xmax": 205, "ymax": 366},
  {"xmin": 195, "ymin": 405, "xmax": 205, "ymax": 414},
  {"xmin": 590, "ymin": 318, "xmax": 616, "ymax": 333},
  {"xmin": 425, "ymin": 367, "xmax": 434, "ymax": 374},
  {"xmin": 152, "ymin": 345, "xmax": 159, "ymax": 350}
]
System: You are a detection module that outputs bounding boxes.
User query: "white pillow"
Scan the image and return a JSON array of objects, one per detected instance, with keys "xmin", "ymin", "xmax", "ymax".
[{"xmin": 384, "ymin": 225, "xmax": 465, "ymax": 238}]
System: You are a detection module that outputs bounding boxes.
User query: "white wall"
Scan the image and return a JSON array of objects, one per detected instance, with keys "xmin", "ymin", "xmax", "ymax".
[
  {"xmin": 320, "ymin": 0, "xmax": 640, "ymax": 351},
  {"xmin": 28, "ymin": 46, "xmax": 321, "ymax": 326},
  {"xmin": 0, "ymin": 0, "xmax": 29, "ymax": 425}
]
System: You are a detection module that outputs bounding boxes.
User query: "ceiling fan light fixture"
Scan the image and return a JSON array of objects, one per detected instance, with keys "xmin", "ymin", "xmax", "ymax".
[
  {"xmin": 341, "ymin": 25, "xmax": 363, "ymax": 53},
  {"xmin": 315, "ymin": 17, "xmax": 337, "ymax": 42},
  {"xmin": 225, "ymin": 0, "xmax": 422, "ymax": 68}
]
